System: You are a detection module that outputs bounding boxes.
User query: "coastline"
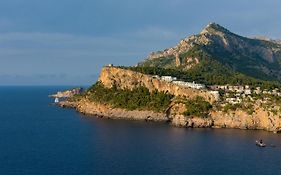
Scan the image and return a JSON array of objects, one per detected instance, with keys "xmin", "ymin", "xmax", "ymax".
[
  {"xmin": 58, "ymin": 100, "xmax": 281, "ymax": 133},
  {"xmin": 53, "ymin": 67, "xmax": 281, "ymax": 134},
  {"xmin": 59, "ymin": 100, "xmax": 168, "ymax": 122}
]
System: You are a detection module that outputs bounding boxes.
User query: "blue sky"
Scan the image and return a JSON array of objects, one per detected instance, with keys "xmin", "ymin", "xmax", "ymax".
[{"xmin": 1, "ymin": 0, "xmax": 281, "ymax": 85}]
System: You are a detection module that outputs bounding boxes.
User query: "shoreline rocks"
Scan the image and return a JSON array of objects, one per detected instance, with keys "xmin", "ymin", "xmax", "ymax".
[
  {"xmin": 59, "ymin": 100, "xmax": 169, "ymax": 122},
  {"xmin": 58, "ymin": 100, "xmax": 281, "ymax": 133}
]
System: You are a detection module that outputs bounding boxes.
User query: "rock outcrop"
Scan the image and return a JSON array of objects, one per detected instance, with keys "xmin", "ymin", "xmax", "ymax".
[
  {"xmin": 210, "ymin": 106, "xmax": 281, "ymax": 133},
  {"xmin": 50, "ymin": 88, "xmax": 83, "ymax": 98},
  {"xmin": 98, "ymin": 66, "xmax": 217, "ymax": 103},
  {"xmin": 171, "ymin": 115, "xmax": 213, "ymax": 128},
  {"xmin": 60, "ymin": 99, "xmax": 281, "ymax": 133},
  {"xmin": 59, "ymin": 100, "xmax": 168, "ymax": 122},
  {"xmin": 170, "ymin": 104, "xmax": 281, "ymax": 133}
]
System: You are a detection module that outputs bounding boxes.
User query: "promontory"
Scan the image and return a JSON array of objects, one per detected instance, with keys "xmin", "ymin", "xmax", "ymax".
[{"xmin": 57, "ymin": 23, "xmax": 281, "ymax": 133}]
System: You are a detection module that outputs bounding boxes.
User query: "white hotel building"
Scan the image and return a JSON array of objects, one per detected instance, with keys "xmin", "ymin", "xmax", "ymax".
[
  {"xmin": 173, "ymin": 80, "xmax": 206, "ymax": 89},
  {"xmin": 160, "ymin": 76, "xmax": 206, "ymax": 90}
]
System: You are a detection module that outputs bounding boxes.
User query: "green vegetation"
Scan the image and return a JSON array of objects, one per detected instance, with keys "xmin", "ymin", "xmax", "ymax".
[
  {"xmin": 222, "ymin": 102, "xmax": 255, "ymax": 115},
  {"xmin": 139, "ymin": 56, "xmax": 176, "ymax": 69},
  {"xmin": 68, "ymin": 92, "xmax": 87, "ymax": 102},
  {"xmin": 125, "ymin": 63, "xmax": 280, "ymax": 89},
  {"xmin": 245, "ymin": 105, "xmax": 255, "ymax": 115},
  {"xmin": 183, "ymin": 96, "xmax": 212, "ymax": 118},
  {"xmin": 222, "ymin": 103, "xmax": 242, "ymax": 112},
  {"xmin": 136, "ymin": 23, "xmax": 281, "ymax": 85},
  {"xmin": 86, "ymin": 82, "xmax": 174, "ymax": 112},
  {"xmin": 125, "ymin": 43, "xmax": 281, "ymax": 89},
  {"xmin": 205, "ymin": 40, "xmax": 280, "ymax": 81}
]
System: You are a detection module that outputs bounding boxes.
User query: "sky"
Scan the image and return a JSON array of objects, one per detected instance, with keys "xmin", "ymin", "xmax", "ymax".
[{"xmin": 1, "ymin": 0, "xmax": 281, "ymax": 85}]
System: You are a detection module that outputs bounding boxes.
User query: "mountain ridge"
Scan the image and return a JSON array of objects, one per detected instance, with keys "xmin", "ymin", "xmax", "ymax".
[{"xmin": 138, "ymin": 23, "xmax": 281, "ymax": 82}]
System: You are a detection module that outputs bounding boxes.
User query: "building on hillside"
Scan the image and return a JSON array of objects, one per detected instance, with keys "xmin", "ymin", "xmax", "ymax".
[
  {"xmin": 263, "ymin": 90, "xmax": 269, "ymax": 94},
  {"xmin": 244, "ymin": 89, "xmax": 252, "ymax": 95},
  {"xmin": 226, "ymin": 97, "xmax": 242, "ymax": 104},
  {"xmin": 160, "ymin": 76, "xmax": 206, "ymax": 90},
  {"xmin": 172, "ymin": 80, "xmax": 205, "ymax": 89},
  {"xmin": 209, "ymin": 91, "xmax": 220, "ymax": 101},
  {"xmin": 161, "ymin": 76, "xmax": 177, "ymax": 82},
  {"xmin": 254, "ymin": 87, "xmax": 261, "ymax": 94}
]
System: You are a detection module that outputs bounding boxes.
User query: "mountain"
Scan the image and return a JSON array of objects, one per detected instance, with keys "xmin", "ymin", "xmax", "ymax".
[
  {"xmin": 138, "ymin": 23, "xmax": 281, "ymax": 81},
  {"xmin": 58, "ymin": 23, "xmax": 281, "ymax": 133}
]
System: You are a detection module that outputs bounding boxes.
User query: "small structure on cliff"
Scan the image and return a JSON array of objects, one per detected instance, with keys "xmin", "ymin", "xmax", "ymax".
[{"xmin": 209, "ymin": 91, "xmax": 220, "ymax": 101}]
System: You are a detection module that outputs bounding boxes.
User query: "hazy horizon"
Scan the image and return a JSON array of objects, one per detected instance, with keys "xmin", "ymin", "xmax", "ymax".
[{"xmin": 1, "ymin": 0, "xmax": 281, "ymax": 85}]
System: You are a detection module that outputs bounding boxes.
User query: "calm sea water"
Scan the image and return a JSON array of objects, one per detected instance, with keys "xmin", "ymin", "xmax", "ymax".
[{"xmin": 0, "ymin": 86, "xmax": 281, "ymax": 175}]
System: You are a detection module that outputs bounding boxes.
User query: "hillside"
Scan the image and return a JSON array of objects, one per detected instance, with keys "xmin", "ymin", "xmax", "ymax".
[
  {"xmin": 138, "ymin": 23, "xmax": 281, "ymax": 82},
  {"xmin": 61, "ymin": 66, "xmax": 281, "ymax": 133},
  {"xmin": 58, "ymin": 23, "xmax": 281, "ymax": 133}
]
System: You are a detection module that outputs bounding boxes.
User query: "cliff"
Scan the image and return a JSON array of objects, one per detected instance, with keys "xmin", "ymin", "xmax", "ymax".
[
  {"xmin": 57, "ymin": 66, "xmax": 281, "ymax": 133},
  {"xmin": 172, "ymin": 106, "xmax": 281, "ymax": 133},
  {"xmin": 98, "ymin": 66, "xmax": 217, "ymax": 103},
  {"xmin": 60, "ymin": 99, "xmax": 281, "ymax": 133},
  {"xmin": 60, "ymin": 99, "xmax": 168, "ymax": 122}
]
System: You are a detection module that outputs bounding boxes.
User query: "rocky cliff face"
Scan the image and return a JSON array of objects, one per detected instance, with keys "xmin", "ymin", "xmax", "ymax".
[
  {"xmin": 60, "ymin": 100, "xmax": 168, "ymax": 122},
  {"xmin": 210, "ymin": 107, "xmax": 281, "ymax": 132},
  {"xmin": 171, "ymin": 106, "xmax": 281, "ymax": 133},
  {"xmin": 98, "ymin": 66, "xmax": 217, "ymax": 103},
  {"xmin": 57, "ymin": 66, "xmax": 281, "ymax": 133},
  {"xmin": 168, "ymin": 97, "xmax": 281, "ymax": 132}
]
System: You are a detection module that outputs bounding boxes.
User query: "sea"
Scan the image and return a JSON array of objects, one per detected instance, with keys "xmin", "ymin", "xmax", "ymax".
[{"xmin": 0, "ymin": 86, "xmax": 280, "ymax": 175}]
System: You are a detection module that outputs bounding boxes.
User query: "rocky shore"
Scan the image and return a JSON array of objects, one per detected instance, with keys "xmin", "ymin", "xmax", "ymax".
[
  {"xmin": 59, "ymin": 100, "xmax": 281, "ymax": 133},
  {"xmin": 59, "ymin": 100, "xmax": 168, "ymax": 122}
]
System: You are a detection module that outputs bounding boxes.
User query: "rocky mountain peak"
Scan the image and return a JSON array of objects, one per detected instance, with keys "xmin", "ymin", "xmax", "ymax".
[
  {"xmin": 139, "ymin": 22, "xmax": 281, "ymax": 81},
  {"xmin": 200, "ymin": 22, "xmax": 230, "ymax": 35}
]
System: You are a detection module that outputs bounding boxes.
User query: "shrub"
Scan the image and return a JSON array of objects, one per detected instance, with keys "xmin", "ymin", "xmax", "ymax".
[
  {"xmin": 87, "ymin": 82, "xmax": 174, "ymax": 112},
  {"xmin": 183, "ymin": 96, "xmax": 212, "ymax": 118},
  {"xmin": 223, "ymin": 103, "xmax": 242, "ymax": 112}
]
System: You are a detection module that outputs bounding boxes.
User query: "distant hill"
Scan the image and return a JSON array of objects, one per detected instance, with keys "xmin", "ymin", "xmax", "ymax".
[{"xmin": 138, "ymin": 23, "xmax": 281, "ymax": 82}]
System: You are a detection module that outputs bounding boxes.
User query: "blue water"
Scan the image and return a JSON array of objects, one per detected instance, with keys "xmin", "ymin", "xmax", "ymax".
[{"xmin": 0, "ymin": 86, "xmax": 280, "ymax": 175}]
